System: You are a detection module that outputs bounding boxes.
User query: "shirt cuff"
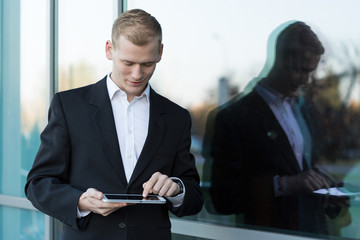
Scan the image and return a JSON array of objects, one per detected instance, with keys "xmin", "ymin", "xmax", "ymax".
[
  {"xmin": 168, "ymin": 177, "xmax": 185, "ymax": 207},
  {"xmin": 274, "ymin": 175, "xmax": 282, "ymax": 197},
  {"xmin": 77, "ymin": 207, "xmax": 91, "ymax": 219},
  {"xmin": 274, "ymin": 175, "xmax": 289, "ymax": 197}
]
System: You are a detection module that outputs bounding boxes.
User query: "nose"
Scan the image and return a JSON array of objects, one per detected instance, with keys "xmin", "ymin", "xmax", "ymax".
[{"xmin": 131, "ymin": 64, "xmax": 143, "ymax": 80}]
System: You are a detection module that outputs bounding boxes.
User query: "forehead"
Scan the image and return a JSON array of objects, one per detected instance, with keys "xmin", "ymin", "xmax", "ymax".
[{"xmin": 116, "ymin": 35, "xmax": 160, "ymax": 62}]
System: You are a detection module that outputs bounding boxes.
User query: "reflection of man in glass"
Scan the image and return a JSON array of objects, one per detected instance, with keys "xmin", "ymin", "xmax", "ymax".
[{"xmin": 207, "ymin": 21, "xmax": 342, "ymax": 235}]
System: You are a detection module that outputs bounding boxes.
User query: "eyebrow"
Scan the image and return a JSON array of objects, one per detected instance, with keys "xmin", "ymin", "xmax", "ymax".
[
  {"xmin": 121, "ymin": 59, "xmax": 156, "ymax": 65},
  {"xmin": 120, "ymin": 59, "xmax": 156, "ymax": 64}
]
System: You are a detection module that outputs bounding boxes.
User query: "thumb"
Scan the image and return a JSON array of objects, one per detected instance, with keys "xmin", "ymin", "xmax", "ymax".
[{"xmin": 87, "ymin": 188, "xmax": 103, "ymax": 199}]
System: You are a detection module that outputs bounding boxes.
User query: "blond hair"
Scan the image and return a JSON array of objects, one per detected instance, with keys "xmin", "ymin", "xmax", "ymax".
[{"xmin": 112, "ymin": 9, "xmax": 162, "ymax": 48}]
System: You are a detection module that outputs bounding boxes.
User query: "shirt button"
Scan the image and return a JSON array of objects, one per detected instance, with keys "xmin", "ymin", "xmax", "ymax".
[{"xmin": 119, "ymin": 223, "xmax": 126, "ymax": 228}]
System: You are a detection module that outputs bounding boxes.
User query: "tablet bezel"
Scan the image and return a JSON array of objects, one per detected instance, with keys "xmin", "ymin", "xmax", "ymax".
[{"xmin": 102, "ymin": 194, "xmax": 166, "ymax": 204}]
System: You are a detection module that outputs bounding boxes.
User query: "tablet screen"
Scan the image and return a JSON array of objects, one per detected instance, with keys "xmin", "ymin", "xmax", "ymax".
[
  {"xmin": 313, "ymin": 187, "xmax": 360, "ymax": 197},
  {"xmin": 102, "ymin": 194, "xmax": 166, "ymax": 204}
]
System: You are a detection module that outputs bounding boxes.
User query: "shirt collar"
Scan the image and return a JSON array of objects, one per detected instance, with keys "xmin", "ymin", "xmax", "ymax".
[
  {"xmin": 106, "ymin": 73, "xmax": 150, "ymax": 103},
  {"xmin": 257, "ymin": 81, "xmax": 293, "ymax": 104}
]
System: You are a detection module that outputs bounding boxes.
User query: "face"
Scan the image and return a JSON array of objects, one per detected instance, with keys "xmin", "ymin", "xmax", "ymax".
[
  {"xmin": 106, "ymin": 35, "xmax": 163, "ymax": 102},
  {"xmin": 282, "ymin": 51, "xmax": 321, "ymax": 97}
]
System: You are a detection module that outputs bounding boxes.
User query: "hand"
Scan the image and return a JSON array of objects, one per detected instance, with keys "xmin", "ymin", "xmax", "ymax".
[
  {"xmin": 286, "ymin": 169, "xmax": 330, "ymax": 194},
  {"xmin": 323, "ymin": 195, "xmax": 350, "ymax": 208},
  {"xmin": 78, "ymin": 188, "xmax": 129, "ymax": 216},
  {"xmin": 142, "ymin": 172, "xmax": 181, "ymax": 198}
]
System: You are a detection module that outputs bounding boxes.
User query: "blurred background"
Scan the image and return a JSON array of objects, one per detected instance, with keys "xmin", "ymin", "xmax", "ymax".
[{"xmin": 1, "ymin": 0, "xmax": 360, "ymax": 239}]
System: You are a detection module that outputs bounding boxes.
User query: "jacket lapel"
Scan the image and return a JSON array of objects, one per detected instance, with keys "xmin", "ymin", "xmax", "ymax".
[
  {"xmin": 128, "ymin": 88, "xmax": 165, "ymax": 186},
  {"xmin": 252, "ymin": 91, "xmax": 302, "ymax": 173},
  {"xmin": 90, "ymin": 77, "xmax": 128, "ymax": 185}
]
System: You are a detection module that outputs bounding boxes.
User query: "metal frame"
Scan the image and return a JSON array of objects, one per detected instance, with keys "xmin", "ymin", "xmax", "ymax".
[
  {"xmin": 170, "ymin": 219, "xmax": 324, "ymax": 240},
  {"xmin": 0, "ymin": 193, "xmax": 325, "ymax": 240},
  {"xmin": 118, "ymin": 0, "xmax": 125, "ymax": 14},
  {"xmin": 50, "ymin": 0, "xmax": 58, "ymax": 97},
  {"xmin": 0, "ymin": 194, "xmax": 36, "ymax": 211},
  {"xmin": 0, "ymin": 0, "xmax": 3, "ymax": 168},
  {"xmin": 47, "ymin": 2, "xmax": 58, "ymax": 238}
]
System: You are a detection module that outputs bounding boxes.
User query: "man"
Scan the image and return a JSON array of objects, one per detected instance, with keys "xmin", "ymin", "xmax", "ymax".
[
  {"xmin": 205, "ymin": 21, "xmax": 343, "ymax": 235},
  {"xmin": 25, "ymin": 9, "xmax": 203, "ymax": 240}
]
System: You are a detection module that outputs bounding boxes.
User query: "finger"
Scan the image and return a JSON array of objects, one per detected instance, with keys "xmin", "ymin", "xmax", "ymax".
[
  {"xmin": 303, "ymin": 171, "xmax": 328, "ymax": 191},
  {"xmin": 157, "ymin": 179, "xmax": 173, "ymax": 196},
  {"xmin": 152, "ymin": 174, "xmax": 169, "ymax": 195},
  {"xmin": 303, "ymin": 178, "xmax": 316, "ymax": 192},
  {"xmin": 142, "ymin": 172, "xmax": 161, "ymax": 197},
  {"xmin": 305, "ymin": 177, "xmax": 321, "ymax": 191},
  {"xmin": 310, "ymin": 170, "xmax": 330, "ymax": 189},
  {"xmin": 165, "ymin": 181, "xmax": 179, "ymax": 197},
  {"xmin": 142, "ymin": 182, "xmax": 151, "ymax": 197},
  {"xmin": 311, "ymin": 173, "xmax": 329, "ymax": 190},
  {"xmin": 142, "ymin": 184, "xmax": 154, "ymax": 197}
]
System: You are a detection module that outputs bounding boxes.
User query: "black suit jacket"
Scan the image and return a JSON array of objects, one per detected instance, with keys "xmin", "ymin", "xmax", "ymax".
[
  {"xmin": 25, "ymin": 77, "xmax": 203, "ymax": 240},
  {"xmin": 208, "ymin": 90, "xmax": 329, "ymax": 234}
]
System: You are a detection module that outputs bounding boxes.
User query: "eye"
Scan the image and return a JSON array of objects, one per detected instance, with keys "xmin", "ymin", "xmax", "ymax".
[
  {"xmin": 143, "ymin": 62, "xmax": 155, "ymax": 67},
  {"xmin": 122, "ymin": 61, "xmax": 133, "ymax": 66}
]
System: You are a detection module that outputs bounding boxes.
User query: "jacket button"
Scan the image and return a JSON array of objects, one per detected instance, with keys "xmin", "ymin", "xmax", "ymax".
[{"xmin": 119, "ymin": 223, "xmax": 126, "ymax": 228}]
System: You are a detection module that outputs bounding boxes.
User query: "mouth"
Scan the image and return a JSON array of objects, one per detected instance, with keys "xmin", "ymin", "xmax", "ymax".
[{"xmin": 128, "ymin": 80, "xmax": 143, "ymax": 86}]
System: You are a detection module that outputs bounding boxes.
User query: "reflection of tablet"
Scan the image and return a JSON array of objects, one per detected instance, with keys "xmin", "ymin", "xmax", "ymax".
[
  {"xmin": 102, "ymin": 194, "xmax": 166, "ymax": 204},
  {"xmin": 313, "ymin": 187, "xmax": 360, "ymax": 197}
]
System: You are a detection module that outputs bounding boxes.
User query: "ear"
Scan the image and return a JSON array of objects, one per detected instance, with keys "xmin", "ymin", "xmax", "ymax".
[
  {"xmin": 105, "ymin": 40, "xmax": 113, "ymax": 60},
  {"xmin": 156, "ymin": 43, "xmax": 164, "ymax": 63}
]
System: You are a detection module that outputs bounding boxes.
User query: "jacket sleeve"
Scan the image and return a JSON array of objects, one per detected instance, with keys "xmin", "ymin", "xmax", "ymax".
[
  {"xmin": 169, "ymin": 110, "xmax": 204, "ymax": 217},
  {"xmin": 24, "ymin": 93, "xmax": 86, "ymax": 230}
]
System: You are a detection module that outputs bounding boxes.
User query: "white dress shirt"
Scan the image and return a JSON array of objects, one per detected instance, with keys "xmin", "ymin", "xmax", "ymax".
[
  {"xmin": 107, "ymin": 74, "xmax": 150, "ymax": 182},
  {"xmin": 106, "ymin": 74, "xmax": 184, "ymax": 206}
]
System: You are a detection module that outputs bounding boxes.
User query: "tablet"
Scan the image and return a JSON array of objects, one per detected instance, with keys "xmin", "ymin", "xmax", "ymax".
[
  {"xmin": 102, "ymin": 194, "xmax": 166, "ymax": 204},
  {"xmin": 313, "ymin": 187, "xmax": 360, "ymax": 198}
]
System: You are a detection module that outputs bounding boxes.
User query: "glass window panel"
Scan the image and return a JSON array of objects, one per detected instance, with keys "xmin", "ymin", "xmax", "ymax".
[
  {"xmin": 0, "ymin": 207, "xmax": 45, "ymax": 240},
  {"xmin": 19, "ymin": 0, "xmax": 49, "ymax": 198},
  {"xmin": 1, "ymin": 0, "xmax": 48, "ymax": 239},
  {"xmin": 58, "ymin": 0, "xmax": 114, "ymax": 91},
  {"xmin": 127, "ymin": 1, "xmax": 360, "ymax": 239},
  {"xmin": 1, "ymin": 0, "xmax": 48, "ymax": 197}
]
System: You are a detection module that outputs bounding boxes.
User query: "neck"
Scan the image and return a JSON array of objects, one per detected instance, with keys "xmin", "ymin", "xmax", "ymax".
[{"xmin": 263, "ymin": 69, "xmax": 286, "ymax": 93}]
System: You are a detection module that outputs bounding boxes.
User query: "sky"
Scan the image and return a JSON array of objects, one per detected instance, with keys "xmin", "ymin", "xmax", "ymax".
[
  {"xmin": 20, "ymin": 0, "xmax": 360, "ymax": 114},
  {"xmin": 128, "ymin": 0, "xmax": 360, "ymax": 107}
]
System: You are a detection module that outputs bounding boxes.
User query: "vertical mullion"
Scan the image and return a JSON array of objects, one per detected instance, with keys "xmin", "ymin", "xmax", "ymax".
[
  {"xmin": 50, "ymin": 0, "xmax": 58, "ymax": 97},
  {"xmin": 118, "ymin": 0, "xmax": 125, "ymax": 15},
  {"xmin": 48, "ymin": 0, "xmax": 58, "ymax": 239}
]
